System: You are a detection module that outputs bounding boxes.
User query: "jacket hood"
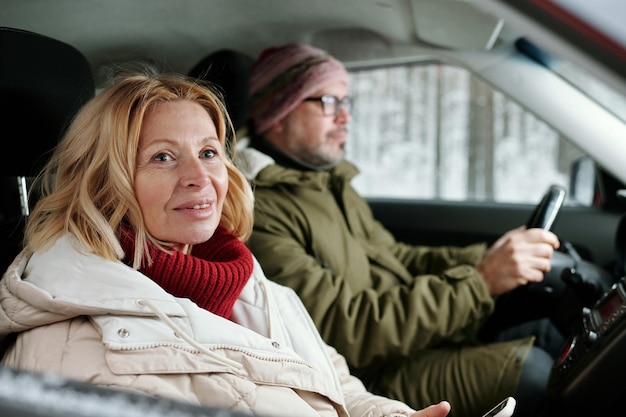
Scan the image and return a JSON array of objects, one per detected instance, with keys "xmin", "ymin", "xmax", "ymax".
[{"xmin": 0, "ymin": 235, "xmax": 186, "ymax": 338}]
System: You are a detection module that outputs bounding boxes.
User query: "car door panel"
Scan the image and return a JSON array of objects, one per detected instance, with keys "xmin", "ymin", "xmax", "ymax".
[{"xmin": 367, "ymin": 198, "xmax": 621, "ymax": 271}]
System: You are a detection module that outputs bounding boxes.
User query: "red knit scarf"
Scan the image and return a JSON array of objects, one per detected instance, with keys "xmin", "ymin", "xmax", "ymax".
[{"xmin": 120, "ymin": 225, "xmax": 253, "ymax": 319}]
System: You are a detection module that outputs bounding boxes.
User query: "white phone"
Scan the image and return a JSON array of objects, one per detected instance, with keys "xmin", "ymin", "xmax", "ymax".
[{"xmin": 481, "ymin": 397, "xmax": 516, "ymax": 417}]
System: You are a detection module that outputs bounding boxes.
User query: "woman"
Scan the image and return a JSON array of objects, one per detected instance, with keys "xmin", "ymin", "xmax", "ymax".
[{"xmin": 0, "ymin": 73, "xmax": 450, "ymax": 417}]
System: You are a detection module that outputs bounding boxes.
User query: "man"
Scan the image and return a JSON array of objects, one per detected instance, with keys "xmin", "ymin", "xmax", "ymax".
[{"xmin": 235, "ymin": 43, "xmax": 562, "ymax": 417}]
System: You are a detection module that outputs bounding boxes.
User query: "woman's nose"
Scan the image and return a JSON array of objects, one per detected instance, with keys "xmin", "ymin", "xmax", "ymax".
[{"xmin": 180, "ymin": 159, "xmax": 211, "ymax": 187}]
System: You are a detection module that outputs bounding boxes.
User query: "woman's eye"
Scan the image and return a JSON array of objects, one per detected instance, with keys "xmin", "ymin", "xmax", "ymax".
[
  {"xmin": 154, "ymin": 152, "xmax": 172, "ymax": 162},
  {"xmin": 201, "ymin": 149, "xmax": 217, "ymax": 159}
]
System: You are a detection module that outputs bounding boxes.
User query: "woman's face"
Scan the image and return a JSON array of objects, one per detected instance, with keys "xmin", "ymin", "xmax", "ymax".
[{"xmin": 135, "ymin": 100, "xmax": 228, "ymax": 253}]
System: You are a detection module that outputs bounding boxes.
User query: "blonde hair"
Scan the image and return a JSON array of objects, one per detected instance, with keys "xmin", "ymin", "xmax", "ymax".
[{"xmin": 25, "ymin": 73, "xmax": 254, "ymax": 267}]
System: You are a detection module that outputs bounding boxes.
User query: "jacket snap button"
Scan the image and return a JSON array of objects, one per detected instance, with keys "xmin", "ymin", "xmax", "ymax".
[
  {"xmin": 271, "ymin": 341, "xmax": 280, "ymax": 349},
  {"xmin": 117, "ymin": 328, "xmax": 130, "ymax": 338}
]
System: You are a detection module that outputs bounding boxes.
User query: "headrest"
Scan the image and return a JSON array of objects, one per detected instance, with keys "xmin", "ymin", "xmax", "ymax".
[
  {"xmin": 188, "ymin": 49, "xmax": 253, "ymax": 132},
  {"xmin": 0, "ymin": 27, "xmax": 95, "ymax": 177}
]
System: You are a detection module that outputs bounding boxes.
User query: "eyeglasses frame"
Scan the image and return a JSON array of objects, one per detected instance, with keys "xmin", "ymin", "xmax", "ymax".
[{"xmin": 303, "ymin": 94, "xmax": 351, "ymax": 117}]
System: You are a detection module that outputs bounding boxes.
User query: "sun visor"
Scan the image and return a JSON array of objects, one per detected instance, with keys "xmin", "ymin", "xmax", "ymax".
[{"xmin": 411, "ymin": 0, "xmax": 504, "ymax": 50}]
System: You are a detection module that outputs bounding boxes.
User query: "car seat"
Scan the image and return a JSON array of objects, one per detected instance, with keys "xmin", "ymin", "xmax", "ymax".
[
  {"xmin": 188, "ymin": 49, "xmax": 254, "ymax": 136},
  {"xmin": 0, "ymin": 27, "xmax": 95, "ymax": 272}
]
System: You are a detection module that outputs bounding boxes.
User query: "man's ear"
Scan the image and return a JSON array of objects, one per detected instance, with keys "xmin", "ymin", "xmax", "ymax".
[
  {"xmin": 263, "ymin": 119, "xmax": 285, "ymax": 145},
  {"xmin": 268, "ymin": 119, "xmax": 285, "ymax": 134}
]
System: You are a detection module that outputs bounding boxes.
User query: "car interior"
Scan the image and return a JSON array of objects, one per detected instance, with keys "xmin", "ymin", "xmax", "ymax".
[
  {"xmin": 2, "ymin": 0, "xmax": 626, "ymax": 416},
  {"xmin": 0, "ymin": 26, "xmax": 95, "ymax": 274}
]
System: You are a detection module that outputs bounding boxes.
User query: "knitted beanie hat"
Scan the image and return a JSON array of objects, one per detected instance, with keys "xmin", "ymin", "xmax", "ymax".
[{"xmin": 248, "ymin": 43, "xmax": 349, "ymax": 134}]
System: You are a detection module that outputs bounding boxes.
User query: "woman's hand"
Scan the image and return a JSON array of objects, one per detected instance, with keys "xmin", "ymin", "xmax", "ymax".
[{"xmin": 409, "ymin": 401, "xmax": 451, "ymax": 417}]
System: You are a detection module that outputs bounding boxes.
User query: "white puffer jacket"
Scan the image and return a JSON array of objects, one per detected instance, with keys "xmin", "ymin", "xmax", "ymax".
[{"xmin": 0, "ymin": 234, "xmax": 415, "ymax": 417}]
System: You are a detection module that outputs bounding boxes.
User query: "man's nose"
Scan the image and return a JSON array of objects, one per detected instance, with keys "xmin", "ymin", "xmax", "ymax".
[{"xmin": 335, "ymin": 103, "xmax": 351, "ymax": 123}]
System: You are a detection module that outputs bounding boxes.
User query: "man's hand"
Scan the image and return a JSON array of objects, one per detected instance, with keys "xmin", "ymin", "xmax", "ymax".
[
  {"xmin": 476, "ymin": 226, "xmax": 560, "ymax": 296},
  {"xmin": 409, "ymin": 401, "xmax": 451, "ymax": 417}
]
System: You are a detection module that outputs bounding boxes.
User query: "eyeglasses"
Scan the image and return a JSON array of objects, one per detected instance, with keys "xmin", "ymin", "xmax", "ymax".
[{"xmin": 303, "ymin": 95, "xmax": 352, "ymax": 117}]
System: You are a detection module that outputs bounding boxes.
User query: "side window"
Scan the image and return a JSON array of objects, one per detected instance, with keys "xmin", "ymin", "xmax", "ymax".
[{"xmin": 346, "ymin": 63, "xmax": 587, "ymax": 205}]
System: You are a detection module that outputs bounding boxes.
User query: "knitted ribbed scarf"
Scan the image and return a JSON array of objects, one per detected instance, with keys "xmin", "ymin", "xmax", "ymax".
[{"xmin": 120, "ymin": 225, "xmax": 253, "ymax": 319}]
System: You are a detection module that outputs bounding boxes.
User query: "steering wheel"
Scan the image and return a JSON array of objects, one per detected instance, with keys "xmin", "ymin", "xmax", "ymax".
[
  {"xmin": 524, "ymin": 184, "xmax": 613, "ymax": 336},
  {"xmin": 522, "ymin": 185, "xmax": 568, "ymax": 300},
  {"xmin": 526, "ymin": 184, "xmax": 566, "ymax": 230},
  {"xmin": 485, "ymin": 184, "xmax": 616, "ymax": 342},
  {"xmin": 481, "ymin": 184, "xmax": 610, "ymax": 340},
  {"xmin": 490, "ymin": 185, "xmax": 572, "ymax": 336},
  {"xmin": 524, "ymin": 184, "xmax": 569, "ymax": 300}
]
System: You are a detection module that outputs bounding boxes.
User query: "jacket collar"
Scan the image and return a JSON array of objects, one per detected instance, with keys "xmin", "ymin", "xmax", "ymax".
[
  {"xmin": 235, "ymin": 137, "xmax": 360, "ymax": 188},
  {"xmin": 21, "ymin": 234, "xmax": 184, "ymax": 316}
]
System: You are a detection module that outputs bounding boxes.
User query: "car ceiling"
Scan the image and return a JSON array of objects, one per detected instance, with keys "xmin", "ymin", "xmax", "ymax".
[
  {"xmin": 1, "ymin": 0, "xmax": 509, "ymax": 85},
  {"xmin": 4, "ymin": 0, "xmax": 626, "ymax": 184}
]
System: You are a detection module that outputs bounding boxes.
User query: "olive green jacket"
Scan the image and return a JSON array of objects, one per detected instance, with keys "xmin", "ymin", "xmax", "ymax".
[{"xmin": 236, "ymin": 144, "xmax": 533, "ymax": 415}]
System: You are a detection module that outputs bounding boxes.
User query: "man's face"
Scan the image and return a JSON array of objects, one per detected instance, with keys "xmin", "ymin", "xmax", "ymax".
[{"xmin": 272, "ymin": 80, "xmax": 351, "ymax": 167}]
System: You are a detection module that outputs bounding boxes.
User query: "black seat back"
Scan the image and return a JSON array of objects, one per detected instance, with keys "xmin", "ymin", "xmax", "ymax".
[
  {"xmin": 0, "ymin": 27, "xmax": 95, "ymax": 271},
  {"xmin": 188, "ymin": 49, "xmax": 253, "ymax": 134}
]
